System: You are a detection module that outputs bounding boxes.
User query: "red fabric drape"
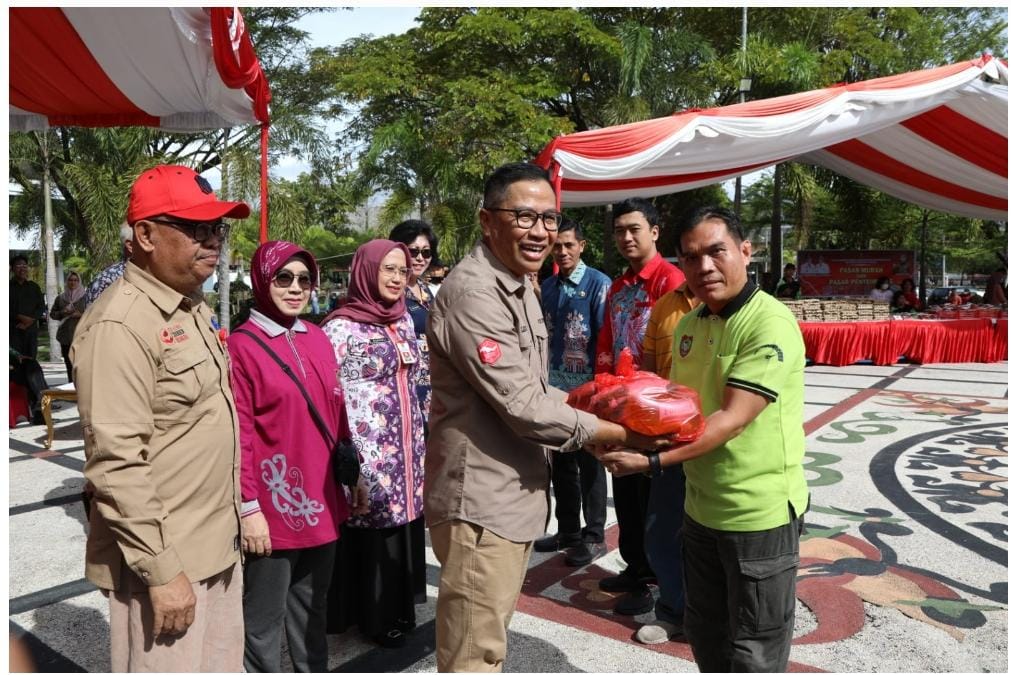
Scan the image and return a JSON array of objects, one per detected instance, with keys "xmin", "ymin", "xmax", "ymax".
[
  {"xmin": 825, "ymin": 139, "xmax": 1008, "ymax": 211},
  {"xmin": 800, "ymin": 318, "xmax": 1006, "ymax": 366},
  {"xmin": 209, "ymin": 7, "xmax": 272, "ymax": 242},
  {"xmin": 10, "ymin": 8, "xmax": 159, "ymax": 126},
  {"xmin": 900, "ymin": 105, "xmax": 1008, "ymax": 178}
]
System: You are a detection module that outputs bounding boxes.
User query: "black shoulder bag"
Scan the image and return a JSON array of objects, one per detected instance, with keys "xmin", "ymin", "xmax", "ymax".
[{"xmin": 234, "ymin": 329, "xmax": 361, "ymax": 488}]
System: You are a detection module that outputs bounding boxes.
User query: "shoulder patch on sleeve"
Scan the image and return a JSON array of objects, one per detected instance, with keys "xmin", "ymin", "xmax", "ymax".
[{"xmin": 477, "ymin": 338, "xmax": 502, "ymax": 365}]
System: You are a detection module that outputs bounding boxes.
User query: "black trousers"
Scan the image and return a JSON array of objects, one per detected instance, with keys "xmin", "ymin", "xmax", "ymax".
[
  {"xmin": 612, "ymin": 473, "xmax": 653, "ymax": 579},
  {"xmin": 60, "ymin": 342, "xmax": 73, "ymax": 383},
  {"xmin": 551, "ymin": 448, "xmax": 607, "ymax": 543},
  {"xmin": 242, "ymin": 542, "xmax": 337, "ymax": 673},
  {"xmin": 327, "ymin": 517, "xmax": 427, "ymax": 639},
  {"xmin": 682, "ymin": 512, "xmax": 803, "ymax": 673}
]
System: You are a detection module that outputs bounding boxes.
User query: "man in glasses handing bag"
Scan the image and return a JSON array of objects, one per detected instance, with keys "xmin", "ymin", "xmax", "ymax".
[
  {"xmin": 71, "ymin": 165, "xmax": 250, "ymax": 671},
  {"xmin": 425, "ymin": 163, "xmax": 674, "ymax": 672}
]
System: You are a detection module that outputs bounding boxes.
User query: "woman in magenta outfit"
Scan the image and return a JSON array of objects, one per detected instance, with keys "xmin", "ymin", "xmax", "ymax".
[
  {"xmin": 229, "ymin": 241, "xmax": 363, "ymax": 673},
  {"xmin": 323, "ymin": 239, "xmax": 428, "ymax": 649}
]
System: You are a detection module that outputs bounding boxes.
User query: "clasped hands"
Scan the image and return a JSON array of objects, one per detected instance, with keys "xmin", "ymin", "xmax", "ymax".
[{"xmin": 587, "ymin": 432, "xmax": 678, "ymax": 477}]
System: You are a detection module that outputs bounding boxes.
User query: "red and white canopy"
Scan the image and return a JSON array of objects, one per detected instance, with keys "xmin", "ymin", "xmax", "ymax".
[
  {"xmin": 10, "ymin": 7, "xmax": 269, "ymax": 132},
  {"xmin": 536, "ymin": 56, "xmax": 1008, "ymax": 221},
  {"xmin": 11, "ymin": 7, "xmax": 272, "ymax": 238}
]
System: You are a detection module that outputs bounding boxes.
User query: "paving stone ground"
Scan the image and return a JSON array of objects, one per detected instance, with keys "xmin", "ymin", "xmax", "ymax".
[{"xmin": 8, "ymin": 360, "xmax": 1008, "ymax": 672}]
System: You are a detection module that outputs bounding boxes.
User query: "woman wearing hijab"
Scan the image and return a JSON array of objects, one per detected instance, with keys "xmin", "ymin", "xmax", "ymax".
[
  {"xmin": 228, "ymin": 241, "xmax": 360, "ymax": 672},
  {"xmin": 388, "ymin": 219, "xmax": 438, "ymax": 422},
  {"xmin": 323, "ymin": 239, "xmax": 427, "ymax": 649},
  {"xmin": 50, "ymin": 270, "xmax": 86, "ymax": 382}
]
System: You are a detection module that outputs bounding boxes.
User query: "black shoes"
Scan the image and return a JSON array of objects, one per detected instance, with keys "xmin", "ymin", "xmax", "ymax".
[
  {"xmin": 564, "ymin": 541, "xmax": 607, "ymax": 567},
  {"xmin": 598, "ymin": 569, "xmax": 656, "ymax": 615},
  {"xmin": 597, "ymin": 568, "xmax": 642, "ymax": 593},
  {"xmin": 533, "ymin": 532, "xmax": 582, "ymax": 553},
  {"xmin": 614, "ymin": 585, "xmax": 655, "ymax": 616},
  {"xmin": 374, "ymin": 628, "xmax": 407, "ymax": 649}
]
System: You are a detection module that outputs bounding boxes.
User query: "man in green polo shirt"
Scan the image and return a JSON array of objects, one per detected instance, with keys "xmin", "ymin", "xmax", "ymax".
[{"xmin": 594, "ymin": 206, "xmax": 808, "ymax": 672}]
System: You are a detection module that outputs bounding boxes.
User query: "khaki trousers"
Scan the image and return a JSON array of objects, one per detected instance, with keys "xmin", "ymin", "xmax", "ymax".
[
  {"xmin": 108, "ymin": 565, "xmax": 243, "ymax": 672},
  {"xmin": 430, "ymin": 520, "xmax": 532, "ymax": 673}
]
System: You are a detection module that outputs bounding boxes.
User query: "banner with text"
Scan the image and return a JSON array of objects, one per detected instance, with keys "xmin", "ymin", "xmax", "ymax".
[{"xmin": 797, "ymin": 250, "xmax": 916, "ymax": 297}]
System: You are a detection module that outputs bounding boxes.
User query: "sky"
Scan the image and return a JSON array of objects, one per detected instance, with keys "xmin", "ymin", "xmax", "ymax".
[{"xmin": 271, "ymin": 7, "xmax": 422, "ymax": 181}]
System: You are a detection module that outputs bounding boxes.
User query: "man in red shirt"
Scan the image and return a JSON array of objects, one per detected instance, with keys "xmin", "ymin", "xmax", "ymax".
[{"xmin": 595, "ymin": 197, "xmax": 685, "ymax": 616}]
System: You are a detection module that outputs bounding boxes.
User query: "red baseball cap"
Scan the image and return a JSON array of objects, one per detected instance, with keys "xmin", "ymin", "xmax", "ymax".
[{"xmin": 127, "ymin": 165, "xmax": 250, "ymax": 225}]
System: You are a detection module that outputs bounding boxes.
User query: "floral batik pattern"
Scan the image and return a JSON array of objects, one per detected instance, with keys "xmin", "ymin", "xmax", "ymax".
[{"xmin": 324, "ymin": 315, "xmax": 426, "ymax": 529}]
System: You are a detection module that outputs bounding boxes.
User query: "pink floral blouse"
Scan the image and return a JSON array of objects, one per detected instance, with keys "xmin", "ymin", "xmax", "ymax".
[{"xmin": 323, "ymin": 314, "xmax": 426, "ymax": 529}]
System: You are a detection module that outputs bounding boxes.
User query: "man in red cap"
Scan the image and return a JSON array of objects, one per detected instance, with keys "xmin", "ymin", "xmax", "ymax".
[{"xmin": 72, "ymin": 165, "xmax": 250, "ymax": 672}]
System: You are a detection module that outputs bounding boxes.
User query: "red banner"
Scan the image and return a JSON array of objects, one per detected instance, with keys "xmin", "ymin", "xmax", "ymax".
[{"xmin": 797, "ymin": 250, "xmax": 916, "ymax": 297}]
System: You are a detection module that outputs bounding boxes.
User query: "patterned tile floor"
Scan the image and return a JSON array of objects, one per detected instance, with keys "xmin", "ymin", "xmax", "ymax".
[{"xmin": 8, "ymin": 360, "xmax": 1008, "ymax": 672}]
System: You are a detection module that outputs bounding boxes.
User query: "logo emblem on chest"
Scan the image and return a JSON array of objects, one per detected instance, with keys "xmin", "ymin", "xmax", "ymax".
[
  {"xmin": 679, "ymin": 334, "xmax": 694, "ymax": 358},
  {"xmin": 159, "ymin": 323, "xmax": 189, "ymax": 345}
]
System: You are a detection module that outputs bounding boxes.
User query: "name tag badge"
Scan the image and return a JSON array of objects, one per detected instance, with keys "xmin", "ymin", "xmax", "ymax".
[{"xmin": 395, "ymin": 339, "xmax": 416, "ymax": 365}]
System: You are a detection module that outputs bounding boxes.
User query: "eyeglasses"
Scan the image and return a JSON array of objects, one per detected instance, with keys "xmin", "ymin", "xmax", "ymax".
[
  {"xmin": 484, "ymin": 207, "xmax": 562, "ymax": 231},
  {"xmin": 408, "ymin": 247, "xmax": 433, "ymax": 260},
  {"xmin": 148, "ymin": 218, "xmax": 227, "ymax": 243},
  {"xmin": 379, "ymin": 264, "xmax": 411, "ymax": 279},
  {"xmin": 273, "ymin": 270, "xmax": 313, "ymax": 291}
]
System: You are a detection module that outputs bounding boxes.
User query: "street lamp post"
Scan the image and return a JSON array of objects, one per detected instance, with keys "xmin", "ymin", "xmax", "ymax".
[{"xmin": 733, "ymin": 7, "xmax": 750, "ymax": 217}]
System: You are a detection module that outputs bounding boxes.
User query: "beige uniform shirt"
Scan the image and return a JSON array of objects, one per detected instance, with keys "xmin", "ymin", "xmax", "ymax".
[
  {"xmin": 71, "ymin": 263, "xmax": 241, "ymax": 590},
  {"xmin": 426, "ymin": 242, "xmax": 599, "ymax": 543}
]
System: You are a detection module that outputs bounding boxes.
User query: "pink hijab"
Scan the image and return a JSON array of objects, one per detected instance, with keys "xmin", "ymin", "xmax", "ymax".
[
  {"xmin": 251, "ymin": 240, "xmax": 318, "ymax": 329},
  {"xmin": 326, "ymin": 239, "xmax": 410, "ymax": 325}
]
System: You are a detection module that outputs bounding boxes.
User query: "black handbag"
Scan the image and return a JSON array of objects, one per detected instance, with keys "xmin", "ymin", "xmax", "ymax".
[{"xmin": 234, "ymin": 329, "xmax": 361, "ymax": 488}]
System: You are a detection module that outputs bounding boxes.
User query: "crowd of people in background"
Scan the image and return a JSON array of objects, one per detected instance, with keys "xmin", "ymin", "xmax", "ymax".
[{"xmin": 7, "ymin": 160, "xmax": 1007, "ymax": 674}]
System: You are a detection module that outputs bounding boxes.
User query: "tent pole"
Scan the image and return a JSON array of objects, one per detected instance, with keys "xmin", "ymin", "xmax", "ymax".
[
  {"xmin": 770, "ymin": 163, "xmax": 783, "ymax": 294},
  {"xmin": 259, "ymin": 124, "xmax": 269, "ymax": 243},
  {"xmin": 918, "ymin": 209, "xmax": 929, "ymax": 306}
]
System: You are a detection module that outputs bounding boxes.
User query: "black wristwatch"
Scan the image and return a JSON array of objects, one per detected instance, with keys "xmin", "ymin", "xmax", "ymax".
[{"xmin": 648, "ymin": 452, "xmax": 663, "ymax": 477}]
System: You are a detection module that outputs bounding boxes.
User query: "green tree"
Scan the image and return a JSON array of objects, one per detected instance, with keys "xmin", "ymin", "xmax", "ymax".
[
  {"xmin": 315, "ymin": 7, "xmax": 1006, "ymax": 273},
  {"xmin": 313, "ymin": 8, "xmax": 624, "ymax": 262}
]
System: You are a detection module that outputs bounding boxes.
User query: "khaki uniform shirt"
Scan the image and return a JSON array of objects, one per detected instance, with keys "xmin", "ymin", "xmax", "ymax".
[
  {"xmin": 71, "ymin": 263, "xmax": 241, "ymax": 590},
  {"xmin": 426, "ymin": 242, "xmax": 598, "ymax": 543}
]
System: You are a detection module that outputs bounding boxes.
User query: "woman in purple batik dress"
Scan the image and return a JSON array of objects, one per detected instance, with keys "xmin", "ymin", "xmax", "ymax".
[{"xmin": 323, "ymin": 239, "xmax": 427, "ymax": 649}]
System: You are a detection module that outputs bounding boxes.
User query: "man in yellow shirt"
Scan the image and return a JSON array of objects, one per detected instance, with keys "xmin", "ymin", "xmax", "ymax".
[{"xmin": 641, "ymin": 282, "xmax": 699, "ymax": 379}]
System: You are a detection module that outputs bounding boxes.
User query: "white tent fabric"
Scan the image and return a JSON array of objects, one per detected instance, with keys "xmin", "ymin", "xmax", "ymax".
[
  {"xmin": 10, "ymin": 7, "xmax": 267, "ymax": 133},
  {"xmin": 536, "ymin": 57, "xmax": 1007, "ymax": 221},
  {"xmin": 10, "ymin": 6, "xmax": 272, "ymax": 238}
]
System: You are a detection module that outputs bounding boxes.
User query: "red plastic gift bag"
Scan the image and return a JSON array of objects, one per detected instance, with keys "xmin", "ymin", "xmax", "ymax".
[{"xmin": 567, "ymin": 348, "xmax": 705, "ymax": 441}]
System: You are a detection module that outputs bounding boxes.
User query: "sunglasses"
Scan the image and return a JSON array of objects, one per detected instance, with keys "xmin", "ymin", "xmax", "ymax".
[
  {"xmin": 147, "ymin": 218, "xmax": 227, "ymax": 243},
  {"xmin": 273, "ymin": 270, "xmax": 312, "ymax": 291},
  {"xmin": 408, "ymin": 247, "xmax": 433, "ymax": 260}
]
